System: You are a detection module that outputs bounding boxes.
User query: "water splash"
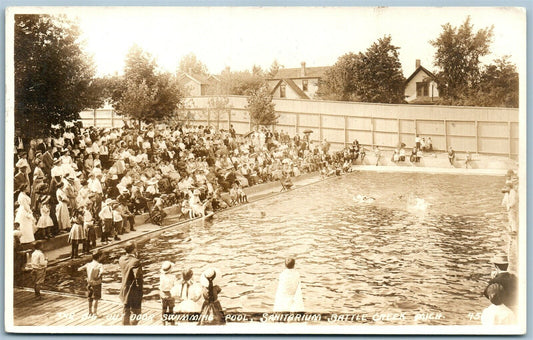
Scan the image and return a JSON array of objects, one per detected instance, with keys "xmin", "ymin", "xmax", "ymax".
[{"xmin": 353, "ymin": 194, "xmax": 376, "ymax": 204}]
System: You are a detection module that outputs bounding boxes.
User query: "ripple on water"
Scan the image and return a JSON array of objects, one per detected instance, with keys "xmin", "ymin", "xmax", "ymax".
[{"xmin": 27, "ymin": 172, "xmax": 509, "ymax": 325}]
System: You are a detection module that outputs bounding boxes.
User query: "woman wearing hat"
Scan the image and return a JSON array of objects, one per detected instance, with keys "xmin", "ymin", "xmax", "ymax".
[
  {"xmin": 174, "ymin": 269, "xmax": 202, "ymax": 314},
  {"xmin": 485, "ymin": 254, "xmax": 518, "ymax": 314},
  {"xmin": 159, "ymin": 261, "xmax": 177, "ymax": 325},
  {"xmin": 55, "ymin": 181, "xmax": 71, "ymax": 233},
  {"xmin": 501, "ymin": 181, "xmax": 518, "ymax": 234},
  {"xmin": 198, "ymin": 268, "xmax": 225, "ymax": 325},
  {"xmin": 15, "ymin": 188, "xmax": 37, "ymax": 244}
]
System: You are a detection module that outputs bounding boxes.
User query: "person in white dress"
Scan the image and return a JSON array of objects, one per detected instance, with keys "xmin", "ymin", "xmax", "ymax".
[
  {"xmin": 273, "ymin": 258, "xmax": 304, "ymax": 312},
  {"xmin": 15, "ymin": 189, "xmax": 37, "ymax": 243},
  {"xmin": 173, "ymin": 269, "xmax": 203, "ymax": 313}
]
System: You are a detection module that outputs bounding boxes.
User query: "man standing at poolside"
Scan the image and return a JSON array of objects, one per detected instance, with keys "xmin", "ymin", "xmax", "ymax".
[{"xmin": 119, "ymin": 242, "xmax": 143, "ymax": 325}]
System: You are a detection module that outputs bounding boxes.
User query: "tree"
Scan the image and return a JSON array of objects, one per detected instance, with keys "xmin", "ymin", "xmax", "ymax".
[
  {"xmin": 178, "ymin": 53, "xmax": 209, "ymax": 75},
  {"xmin": 14, "ymin": 14, "xmax": 100, "ymax": 137},
  {"xmin": 267, "ymin": 60, "xmax": 283, "ymax": 78},
  {"xmin": 456, "ymin": 56, "xmax": 518, "ymax": 108},
  {"xmin": 207, "ymin": 96, "xmax": 232, "ymax": 131},
  {"xmin": 317, "ymin": 36, "xmax": 405, "ymax": 103},
  {"xmin": 356, "ymin": 36, "xmax": 406, "ymax": 103},
  {"xmin": 317, "ymin": 53, "xmax": 359, "ymax": 101},
  {"xmin": 216, "ymin": 68, "xmax": 265, "ymax": 95},
  {"xmin": 246, "ymin": 84, "xmax": 278, "ymax": 127},
  {"xmin": 430, "ymin": 16, "xmax": 494, "ymax": 101},
  {"xmin": 477, "ymin": 57, "xmax": 518, "ymax": 107},
  {"xmin": 113, "ymin": 45, "xmax": 183, "ymax": 124}
]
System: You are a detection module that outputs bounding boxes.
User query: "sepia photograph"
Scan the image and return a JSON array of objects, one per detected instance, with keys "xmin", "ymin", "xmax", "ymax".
[{"xmin": 4, "ymin": 6, "xmax": 526, "ymax": 334}]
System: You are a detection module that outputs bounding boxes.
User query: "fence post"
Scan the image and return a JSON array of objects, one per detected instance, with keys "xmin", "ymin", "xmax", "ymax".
[
  {"xmin": 397, "ymin": 118, "xmax": 401, "ymax": 146},
  {"xmin": 111, "ymin": 110, "xmax": 114, "ymax": 127},
  {"xmin": 295, "ymin": 113, "xmax": 300, "ymax": 136},
  {"xmin": 475, "ymin": 121, "xmax": 479, "ymax": 154},
  {"xmin": 371, "ymin": 117, "xmax": 375, "ymax": 148},
  {"xmin": 207, "ymin": 108, "xmax": 211, "ymax": 127},
  {"xmin": 93, "ymin": 109, "xmax": 96, "ymax": 126},
  {"xmin": 444, "ymin": 119, "xmax": 448, "ymax": 151},
  {"xmin": 319, "ymin": 114, "xmax": 323, "ymax": 141},
  {"xmin": 344, "ymin": 115, "xmax": 348, "ymax": 147},
  {"xmin": 228, "ymin": 109, "xmax": 231, "ymax": 131},
  {"xmin": 508, "ymin": 121, "xmax": 512, "ymax": 158}
]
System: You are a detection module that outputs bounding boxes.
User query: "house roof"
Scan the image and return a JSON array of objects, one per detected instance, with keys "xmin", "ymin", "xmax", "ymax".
[
  {"xmin": 178, "ymin": 72, "xmax": 219, "ymax": 85},
  {"xmin": 267, "ymin": 66, "xmax": 329, "ymax": 80},
  {"xmin": 271, "ymin": 79, "xmax": 310, "ymax": 99},
  {"xmin": 405, "ymin": 66, "xmax": 437, "ymax": 84}
]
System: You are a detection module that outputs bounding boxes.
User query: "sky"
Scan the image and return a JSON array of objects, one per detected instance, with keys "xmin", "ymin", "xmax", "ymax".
[{"xmin": 53, "ymin": 6, "xmax": 526, "ymax": 78}]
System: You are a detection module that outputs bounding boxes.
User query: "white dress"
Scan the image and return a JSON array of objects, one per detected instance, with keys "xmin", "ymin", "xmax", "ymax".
[
  {"xmin": 173, "ymin": 281, "xmax": 203, "ymax": 313},
  {"xmin": 273, "ymin": 269, "xmax": 305, "ymax": 312},
  {"xmin": 37, "ymin": 205, "xmax": 54, "ymax": 229},
  {"xmin": 15, "ymin": 192, "xmax": 36, "ymax": 243}
]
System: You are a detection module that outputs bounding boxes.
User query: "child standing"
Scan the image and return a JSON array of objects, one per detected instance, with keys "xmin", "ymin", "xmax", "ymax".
[
  {"xmin": 68, "ymin": 212, "xmax": 85, "ymax": 259},
  {"xmin": 36, "ymin": 198, "xmax": 54, "ymax": 239},
  {"xmin": 98, "ymin": 199, "xmax": 113, "ymax": 244},
  {"xmin": 78, "ymin": 251, "xmax": 104, "ymax": 316},
  {"xmin": 84, "ymin": 204, "xmax": 97, "ymax": 250},
  {"xmin": 159, "ymin": 261, "xmax": 177, "ymax": 325},
  {"xmin": 237, "ymin": 184, "xmax": 248, "ymax": 203},
  {"xmin": 30, "ymin": 241, "xmax": 48, "ymax": 298}
]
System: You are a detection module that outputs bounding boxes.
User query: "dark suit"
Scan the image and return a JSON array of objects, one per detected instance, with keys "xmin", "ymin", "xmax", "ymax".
[
  {"xmin": 42, "ymin": 151, "xmax": 54, "ymax": 176},
  {"xmin": 119, "ymin": 254, "xmax": 143, "ymax": 325}
]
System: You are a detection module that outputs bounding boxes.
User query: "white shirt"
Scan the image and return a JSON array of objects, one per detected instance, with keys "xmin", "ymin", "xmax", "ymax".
[
  {"xmin": 31, "ymin": 250, "xmax": 48, "ymax": 269},
  {"xmin": 80, "ymin": 260, "xmax": 104, "ymax": 285},
  {"xmin": 160, "ymin": 272, "xmax": 177, "ymax": 292},
  {"xmin": 481, "ymin": 304, "xmax": 515, "ymax": 325}
]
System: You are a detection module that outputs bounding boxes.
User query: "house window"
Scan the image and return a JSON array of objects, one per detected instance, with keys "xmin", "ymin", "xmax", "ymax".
[
  {"xmin": 280, "ymin": 84, "xmax": 286, "ymax": 98},
  {"xmin": 416, "ymin": 82, "xmax": 429, "ymax": 97},
  {"xmin": 302, "ymin": 80, "xmax": 308, "ymax": 91}
]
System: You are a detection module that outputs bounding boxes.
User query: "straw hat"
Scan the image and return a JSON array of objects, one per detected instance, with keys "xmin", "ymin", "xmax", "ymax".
[
  {"xmin": 160, "ymin": 261, "xmax": 173, "ymax": 274},
  {"xmin": 104, "ymin": 198, "xmax": 115, "ymax": 205},
  {"xmin": 200, "ymin": 268, "xmax": 217, "ymax": 287},
  {"xmin": 490, "ymin": 254, "xmax": 509, "ymax": 264}
]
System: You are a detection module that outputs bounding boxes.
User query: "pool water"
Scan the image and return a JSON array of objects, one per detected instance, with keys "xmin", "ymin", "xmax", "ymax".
[{"xmin": 31, "ymin": 172, "xmax": 510, "ymax": 325}]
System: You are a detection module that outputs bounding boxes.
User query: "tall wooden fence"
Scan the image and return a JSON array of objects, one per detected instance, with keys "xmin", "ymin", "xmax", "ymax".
[
  {"xmin": 184, "ymin": 96, "xmax": 519, "ymax": 159},
  {"xmin": 80, "ymin": 96, "xmax": 519, "ymax": 159},
  {"xmin": 79, "ymin": 109, "xmax": 125, "ymax": 128}
]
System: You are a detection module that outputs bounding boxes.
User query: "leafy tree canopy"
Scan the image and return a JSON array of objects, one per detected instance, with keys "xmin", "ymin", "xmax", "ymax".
[
  {"xmin": 178, "ymin": 52, "xmax": 209, "ymax": 75},
  {"xmin": 430, "ymin": 16, "xmax": 494, "ymax": 100},
  {"xmin": 112, "ymin": 45, "xmax": 183, "ymax": 124},
  {"xmin": 15, "ymin": 14, "xmax": 101, "ymax": 137},
  {"xmin": 246, "ymin": 84, "xmax": 278, "ymax": 127},
  {"xmin": 317, "ymin": 36, "xmax": 405, "ymax": 103},
  {"xmin": 216, "ymin": 67, "xmax": 265, "ymax": 96}
]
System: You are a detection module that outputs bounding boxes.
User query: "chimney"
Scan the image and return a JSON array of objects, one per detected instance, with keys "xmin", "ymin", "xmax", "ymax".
[
  {"xmin": 225, "ymin": 66, "xmax": 230, "ymax": 73},
  {"xmin": 415, "ymin": 59, "xmax": 421, "ymax": 69},
  {"xmin": 300, "ymin": 62, "xmax": 306, "ymax": 77}
]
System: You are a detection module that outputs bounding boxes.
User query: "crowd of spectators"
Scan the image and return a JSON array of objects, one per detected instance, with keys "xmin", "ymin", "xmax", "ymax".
[{"xmin": 13, "ymin": 121, "xmax": 363, "ymax": 258}]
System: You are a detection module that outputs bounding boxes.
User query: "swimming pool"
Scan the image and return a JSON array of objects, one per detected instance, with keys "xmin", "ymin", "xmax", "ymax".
[{"xmin": 35, "ymin": 172, "xmax": 509, "ymax": 325}]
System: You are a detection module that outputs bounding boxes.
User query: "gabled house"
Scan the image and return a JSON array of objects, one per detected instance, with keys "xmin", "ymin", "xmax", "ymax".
[
  {"xmin": 404, "ymin": 59, "xmax": 439, "ymax": 103},
  {"xmin": 178, "ymin": 72, "xmax": 220, "ymax": 96},
  {"xmin": 267, "ymin": 62, "xmax": 328, "ymax": 100}
]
